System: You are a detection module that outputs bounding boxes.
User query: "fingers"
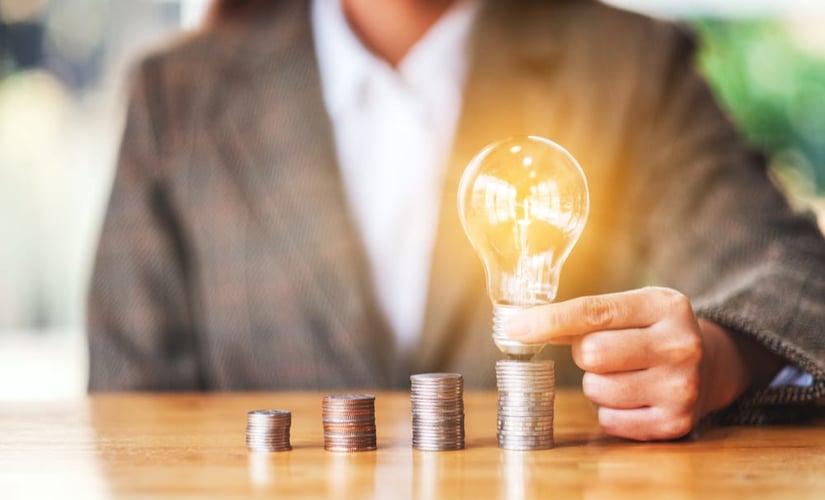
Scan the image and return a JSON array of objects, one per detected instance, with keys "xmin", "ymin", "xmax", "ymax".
[
  {"xmin": 571, "ymin": 329, "xmax": 654, "ymax": 373},
  {"xmin": 582, "ymin": 366, "xmax": 700, "ymax": 411},
  {"xmin": 506, "ymin": 287, "xmax": 692, "ymax": 343},
  {"xmin": 582, "ymin": 371, "xmax": 650, "ymax": 409},
  {"xmin": 584, "ymin": 361, "xmax": 702, "ymax": 441},
  {"xmin": 570, "ymin": 323, "xmax": 703, "ymax": 373},
  {"xmin": 598, "ymin": 406, "xmax": 695, "ymax": 441},
  {"xmin": 503, "ymin": 287, "xmax": 704, "ymax": 441}
]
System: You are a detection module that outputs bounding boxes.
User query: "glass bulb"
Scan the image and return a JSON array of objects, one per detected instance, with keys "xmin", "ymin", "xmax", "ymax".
[{"xmin": 458, "ymin": 136, "xmax": 589, "ymax": 359}]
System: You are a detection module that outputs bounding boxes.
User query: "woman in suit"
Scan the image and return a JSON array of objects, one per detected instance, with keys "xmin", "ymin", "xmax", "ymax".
[{"xmin": 88, "ymin": 0, "xmax": 825, "ymax": 440}]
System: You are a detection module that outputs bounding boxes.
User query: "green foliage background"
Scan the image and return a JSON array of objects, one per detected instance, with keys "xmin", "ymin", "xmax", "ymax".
[{"xmin": 693, "ymin": 18, "xmax": 825, "ymax": 195}]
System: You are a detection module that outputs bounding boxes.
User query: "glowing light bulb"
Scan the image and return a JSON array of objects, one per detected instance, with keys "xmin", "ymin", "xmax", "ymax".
[{"xmin": 458, "ymin": 136, "xmax": 589, "ymax": 359}]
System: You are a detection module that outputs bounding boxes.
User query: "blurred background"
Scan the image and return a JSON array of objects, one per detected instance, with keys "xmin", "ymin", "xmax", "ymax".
[{"xmin": 1, "ymin": 0, "xmax": 823, "ymax": 400}]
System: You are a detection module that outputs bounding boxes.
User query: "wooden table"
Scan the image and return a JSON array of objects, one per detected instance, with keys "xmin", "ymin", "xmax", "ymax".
[{"xmin": 2, "ymin": 391, "xmax": 824, "ymax": 498}]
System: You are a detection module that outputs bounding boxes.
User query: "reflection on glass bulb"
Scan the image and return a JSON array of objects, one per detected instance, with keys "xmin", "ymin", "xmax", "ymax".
[{"xmin": 458, "ymin": 136, "xmax": 589, "ymax": 358}]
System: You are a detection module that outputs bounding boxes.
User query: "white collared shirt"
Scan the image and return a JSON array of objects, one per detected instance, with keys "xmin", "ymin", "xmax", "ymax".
[{"xmin": 312, "ymin": 0, "xmax": 480, "ymax": 353}]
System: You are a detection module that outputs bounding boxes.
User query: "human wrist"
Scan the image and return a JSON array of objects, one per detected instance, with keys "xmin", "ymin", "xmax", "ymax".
[{"xmin": 697, "ymin": 319, "xmax": 752, "ymax": 416}]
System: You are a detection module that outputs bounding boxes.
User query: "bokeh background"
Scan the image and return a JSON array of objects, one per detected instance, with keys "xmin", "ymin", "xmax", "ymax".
[{"xmin": 1, "ymin": 0, "xmax": 823, "ymax": 399}]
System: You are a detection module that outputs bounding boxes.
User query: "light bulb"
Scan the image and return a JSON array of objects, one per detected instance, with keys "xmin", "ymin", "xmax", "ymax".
[{"xmin": 458, "ymin": 136, "xmax": 589, "ymax": 359}]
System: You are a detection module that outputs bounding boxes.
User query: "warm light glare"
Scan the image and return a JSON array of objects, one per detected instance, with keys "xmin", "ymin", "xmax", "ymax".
[
  {"xmin": 459, "ymin": 136, "xmax": 589, "ymax": 306},
  {"xmin": 458, "ymin": 136, "xmax": 589, "ymax": 358}
]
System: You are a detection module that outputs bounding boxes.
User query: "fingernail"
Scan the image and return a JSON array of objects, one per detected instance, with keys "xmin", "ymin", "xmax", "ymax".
[{"xmin": 506, "ymin": 315, "xmax": 530, "ymax": 338}]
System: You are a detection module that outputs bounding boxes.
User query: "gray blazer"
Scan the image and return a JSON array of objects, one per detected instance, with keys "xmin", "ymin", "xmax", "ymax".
[{"xmin": 88, "ymin": 0, "xmax": 825, "ymax": 423}]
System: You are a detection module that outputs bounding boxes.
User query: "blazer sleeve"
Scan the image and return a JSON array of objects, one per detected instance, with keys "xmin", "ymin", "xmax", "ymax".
[
  {"xmin": 87, "ymin": 58, "xmax": 201, "ymax": 391},
  {"xmin": 630, "ymin": 24, "xmax": 825, "ymax": 423}
]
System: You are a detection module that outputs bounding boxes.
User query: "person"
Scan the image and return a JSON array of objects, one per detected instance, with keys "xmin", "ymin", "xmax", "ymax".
[{"xmin": 88, "ymin": 0, "xmax": 825, "ymax": 441}]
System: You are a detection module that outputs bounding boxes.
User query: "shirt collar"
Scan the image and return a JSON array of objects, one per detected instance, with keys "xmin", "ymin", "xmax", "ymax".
[{"xmin": 312, "ymin": 0, "xmax": 482, "ymax": 119}]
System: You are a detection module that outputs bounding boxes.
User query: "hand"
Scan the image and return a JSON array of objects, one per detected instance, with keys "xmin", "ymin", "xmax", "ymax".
[{"xmin": 506, "ymin": 287, "xmax": 755, "ymax": 441}]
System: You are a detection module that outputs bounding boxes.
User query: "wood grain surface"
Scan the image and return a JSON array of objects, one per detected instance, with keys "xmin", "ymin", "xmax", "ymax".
[{"xmin": 2, "ymin": 390, "xmax": 824, "ymax": 498}]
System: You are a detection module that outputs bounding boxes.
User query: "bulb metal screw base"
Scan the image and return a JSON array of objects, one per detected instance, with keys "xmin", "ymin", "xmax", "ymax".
[{"xmin": 492, "ymin": 305, "xmax": 546, "ymax": 360}]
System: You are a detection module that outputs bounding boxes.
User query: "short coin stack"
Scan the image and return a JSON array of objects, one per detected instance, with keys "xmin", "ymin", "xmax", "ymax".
[
  {"xmin": 322, "ymin": 394, "xmax": 377, "ymax": 452},
  {"xmin": 410, "ymin": 373, "xmax": 465, "ymax": 451},
  {"xmin": 496, "ymin": 360, "xmax": 555, "ymax": 450},
  {"xmin": 246, "ymin": 409, "xmax": 292, "ymax": 452}
]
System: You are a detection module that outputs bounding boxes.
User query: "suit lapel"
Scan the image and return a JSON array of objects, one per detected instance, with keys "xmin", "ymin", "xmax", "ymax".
[
  {"xmin": 209, "ymin": 1, "xmax": 394, "ymax": 384},
  {"xmin": 413, "ymin": 0, "xmax": 568, "ymax": 372}
]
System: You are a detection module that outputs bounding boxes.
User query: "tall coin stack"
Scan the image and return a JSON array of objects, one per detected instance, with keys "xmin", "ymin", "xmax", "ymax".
[
  {"xmin": 410, "ymin": 373, "xmax": 465, "ymax": 451},
  {"xmin": 496, "ymin": 360, "xmax": 555, "ymax": 450},
  {"xmin": 322, "ymin": 394, "xmax": 377, "ymax": 452},
  {"xmin": 246, "ymin": 409, "xmax": 292, "ymax": 452}
]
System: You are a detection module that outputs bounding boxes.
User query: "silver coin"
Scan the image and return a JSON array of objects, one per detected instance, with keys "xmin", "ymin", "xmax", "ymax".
[
  {"xmin": 495, "ymin": 360, "xmax": 556, "ymax": 451},
  {"xmin": 410, "ymin": 372, "xmax": 466, "ymax": 452},
  {"xmin": 246, "ymin": 409, "xmax": 292, "ymax": 452}
]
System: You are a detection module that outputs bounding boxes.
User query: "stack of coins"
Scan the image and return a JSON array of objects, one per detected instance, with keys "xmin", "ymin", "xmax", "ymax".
[
  {"xmin": 496, "ymin": 360, "xmax": 555, "ymax": 450},
  {"xmin": 322, "ymin": 394, "xmax": 377, "ymax": 452},
  {"xmin": 246, "ymin": 409, "xmax": 292, "ymax": 452},
  {"xmin": 410, "ymin": 373, "xmax": 465, "ymax": 451}
]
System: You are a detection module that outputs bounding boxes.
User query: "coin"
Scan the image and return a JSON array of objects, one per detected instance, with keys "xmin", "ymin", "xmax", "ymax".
[
  {"xmin": 246, "ymin": 409, "xmax": 292, "ymax": 452},
  {"xmin": 322, "ymin": 394, "xmax": 377, "ymax": 452},
  {"xmin": 410, "ymin": 372, "xmax": 465, "ymax": 451},
  {"xmin": 496, "ymin": 360, "xmax": 555, "ymax": 450}
]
